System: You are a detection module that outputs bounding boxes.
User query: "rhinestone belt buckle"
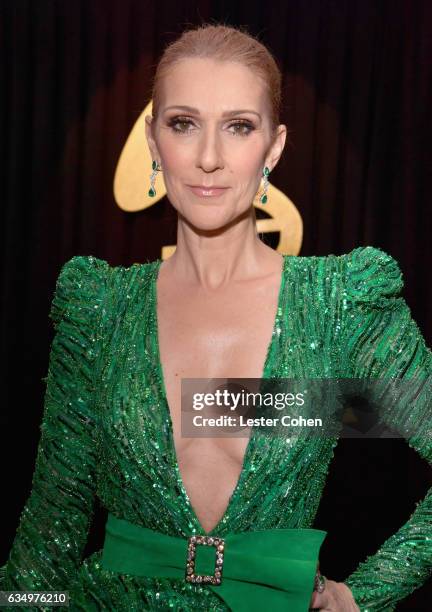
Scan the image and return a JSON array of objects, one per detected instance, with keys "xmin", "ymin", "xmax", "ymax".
[{"xmin": 185, "ymin": 535, "xmax": 225, "ymax": 585}]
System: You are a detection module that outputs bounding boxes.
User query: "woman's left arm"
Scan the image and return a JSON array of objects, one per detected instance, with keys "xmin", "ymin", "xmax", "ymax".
[{"xmin": 338, "ymin": 246, "xmax": 432, "ymax": 611}]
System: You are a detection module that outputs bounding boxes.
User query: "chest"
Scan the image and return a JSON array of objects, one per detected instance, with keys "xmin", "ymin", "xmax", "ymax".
[
  {"xmin": 150, "ymin": 269, "xmax": 283, "ymax": 529},
  {"xmin": 157, "ymin": 273, "xmax": 282, "ymax": 433}
]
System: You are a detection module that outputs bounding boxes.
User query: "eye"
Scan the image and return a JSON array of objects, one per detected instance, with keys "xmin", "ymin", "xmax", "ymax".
[
  {"xmin": 167, "ymin": 117, "xmax": 195, "ymax": 134},
  {"xmin": 227, "ymin": 120, "xmax": 255, "ymax": 136}
]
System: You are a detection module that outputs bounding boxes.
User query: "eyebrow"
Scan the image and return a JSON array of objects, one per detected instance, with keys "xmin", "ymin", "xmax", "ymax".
[{"xmin": 163, "ymin": 105, "xmax": 261, "ymax": 119}]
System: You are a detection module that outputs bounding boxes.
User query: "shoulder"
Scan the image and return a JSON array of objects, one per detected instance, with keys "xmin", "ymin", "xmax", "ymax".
[
  {"xmin": 49, "ymin": 254, "xmax": 158, "ymax": 328},
  {"xmin": 49, "ymin": 255, "xmax": 110, "ymax": 329},
  {"xmin": 284, "ymin": 246, "xmax": 404, "ymax": 307},
  {"xmin": 341, "ymin": 246, "xmax": 404, "ymax": 306}
]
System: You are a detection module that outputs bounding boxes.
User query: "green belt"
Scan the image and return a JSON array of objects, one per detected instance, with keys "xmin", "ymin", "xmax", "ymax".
[{"xmin": 101, "ymin": 513, "xmax": 327, "ymax": 611}]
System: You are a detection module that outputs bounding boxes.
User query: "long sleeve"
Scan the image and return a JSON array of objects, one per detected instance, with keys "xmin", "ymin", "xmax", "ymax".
[
  {"xmin": 0, "ymin": 256, "xmax": 108, "ymax": 598},
  {"xmin": 340, "ymin": 246, "xmax": 432, "ymax": 611}
]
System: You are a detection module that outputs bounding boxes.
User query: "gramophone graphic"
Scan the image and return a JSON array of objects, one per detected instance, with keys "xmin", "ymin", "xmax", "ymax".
[{"xmin": 114, "ymin": 101, "xmax": 303, "ymax": 258}]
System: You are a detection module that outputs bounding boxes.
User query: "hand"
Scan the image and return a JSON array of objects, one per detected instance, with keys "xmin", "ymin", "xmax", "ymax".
[{"xmin": 309, "ymin": 578, "xmax": 360, "ymax": 611}]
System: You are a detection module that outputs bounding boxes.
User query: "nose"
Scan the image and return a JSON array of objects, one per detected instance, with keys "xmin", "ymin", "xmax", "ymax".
[{"xmin": 196, "ymin": 123, "xmax": 224, "ymax": 172}]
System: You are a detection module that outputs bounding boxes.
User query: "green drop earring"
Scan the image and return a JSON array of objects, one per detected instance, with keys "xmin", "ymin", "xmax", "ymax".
[
  {"xmin": 260, "ymin": 166, "xmax": 270, "ymax": 204},
  {"xmin": 148, "ymin": 160, "xmax": 162, "ymax": 197}
]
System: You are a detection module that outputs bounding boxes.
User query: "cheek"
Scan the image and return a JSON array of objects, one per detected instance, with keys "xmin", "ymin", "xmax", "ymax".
[
  {"xmin": 162, "ymin": 148, "xmax": 190, "ymax": 177},
  {"xmin": 235, "ymin": 163, "xmax": 264, "ymax": 195},
  {"xmin": 230, "ymin": 151, "xmax": 264, "ymax": 182},
  {"xmin": 158, "ymin": 148, "xmax": 191, "ymax": 208}
]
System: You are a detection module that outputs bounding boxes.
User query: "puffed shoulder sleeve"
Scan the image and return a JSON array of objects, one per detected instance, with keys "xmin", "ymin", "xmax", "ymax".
[
  {"xmin": 340, "ymin": 246, "xmax": 432, "ymax": 610},
  {"xmin": 0, "ymin": 255, "xmax": 109, "ymax": 597}
]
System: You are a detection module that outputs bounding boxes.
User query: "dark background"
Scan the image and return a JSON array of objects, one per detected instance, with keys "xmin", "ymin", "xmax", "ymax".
[{"xmin": 1, "ymin": 0, "xmax": 432, "ymax": 608}]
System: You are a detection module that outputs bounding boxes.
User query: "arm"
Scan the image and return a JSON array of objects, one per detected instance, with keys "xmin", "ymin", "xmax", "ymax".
[
  {"xmin": 0, "ymin": 255, "xmax": 108, "ymax": 596},
  {"xmin": 341, "ymin": 246, "xmax": 432, "ymax": 610}
]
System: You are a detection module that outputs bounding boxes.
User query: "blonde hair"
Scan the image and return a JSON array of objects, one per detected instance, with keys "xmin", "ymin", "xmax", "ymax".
[{"xmin": 150, "ymin": 23, "xmax": 283, "ymax": 134}]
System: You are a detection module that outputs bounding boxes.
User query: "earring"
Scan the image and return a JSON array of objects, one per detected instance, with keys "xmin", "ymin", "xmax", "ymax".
[
  {"xmin": 260, "ymin": 166, "xmax": 270, "ymax": 204},
  {"xmin": 148, "ymin": 160, "xmax": 162, "ymax": 197}
]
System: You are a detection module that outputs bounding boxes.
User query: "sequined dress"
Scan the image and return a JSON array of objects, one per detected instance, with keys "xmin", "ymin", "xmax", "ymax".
[{"xmin": 1, "ymin": 246, "xmax": 432, "ymax": 611}]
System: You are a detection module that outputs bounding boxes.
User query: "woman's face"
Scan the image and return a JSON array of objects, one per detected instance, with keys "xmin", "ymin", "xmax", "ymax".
[{"xmin": 145, "ymin": 57, "xmax": 286, "ymax": 231}]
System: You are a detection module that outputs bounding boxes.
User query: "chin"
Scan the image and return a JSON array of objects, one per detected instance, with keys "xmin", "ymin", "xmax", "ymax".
[{"xmin": 181, "ymin": 204, "xmax": 243, "ymax": 232}]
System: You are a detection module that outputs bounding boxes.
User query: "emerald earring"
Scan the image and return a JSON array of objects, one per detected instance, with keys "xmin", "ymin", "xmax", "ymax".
[
  {"xmin": 260, "ymin": 166, "xmax": 270, "ymax": 204},
  {"xmin": 148, "ymin": 160, "xmax": 161, "ymax": 197}
]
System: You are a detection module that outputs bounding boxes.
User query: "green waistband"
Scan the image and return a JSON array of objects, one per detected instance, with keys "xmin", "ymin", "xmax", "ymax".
[{"xmin": 101, "ymin": 513, "xmax": 327, "ymax": 611}]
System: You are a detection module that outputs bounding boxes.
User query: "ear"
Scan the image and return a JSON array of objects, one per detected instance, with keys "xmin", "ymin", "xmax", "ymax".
[
  {"xmin": 145, "ymin": 114, "xmax": 160, "ymax": 163},
  {"xmin": 265, "ymin": 124, "xmax": 287, "ymax": 171}
]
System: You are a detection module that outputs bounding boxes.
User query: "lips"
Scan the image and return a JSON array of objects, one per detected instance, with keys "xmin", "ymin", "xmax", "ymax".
[{"xmin": 188, "ymin": 186, "xmax": 229, "ymax": 197}]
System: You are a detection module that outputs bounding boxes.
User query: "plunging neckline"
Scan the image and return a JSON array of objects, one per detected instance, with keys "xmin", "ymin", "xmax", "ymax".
[{"xmin": 150, "ymin": 254, "xmax": 288, "ymax": 536}]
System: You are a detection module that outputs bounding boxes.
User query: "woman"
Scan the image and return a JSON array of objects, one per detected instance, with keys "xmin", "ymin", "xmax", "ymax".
[{"xmin": 2, "ymin": 23, "xmax": 432, "ymax": 611}]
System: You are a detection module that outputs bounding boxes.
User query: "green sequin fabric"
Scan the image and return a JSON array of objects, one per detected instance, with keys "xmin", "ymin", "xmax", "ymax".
[{"xmin": 1, "ymin": 246, "xmax": 432, "ymax": 611}]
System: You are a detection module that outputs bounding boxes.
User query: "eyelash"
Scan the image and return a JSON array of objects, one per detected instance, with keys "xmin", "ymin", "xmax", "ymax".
[{"xmin": 167, "ymin": 116, "xmax": 255, "ymax": 137}]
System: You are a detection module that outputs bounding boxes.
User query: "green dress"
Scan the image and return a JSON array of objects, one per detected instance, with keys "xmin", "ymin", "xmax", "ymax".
[{"xmin": 1, "ymin": 246, "xmax": 432, "ymax": 611}]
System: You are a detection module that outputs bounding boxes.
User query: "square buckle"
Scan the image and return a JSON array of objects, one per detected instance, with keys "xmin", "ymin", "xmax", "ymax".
[{"xmin": 185, "ymin": 535, "xmax": 225, "ymax": 585}]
